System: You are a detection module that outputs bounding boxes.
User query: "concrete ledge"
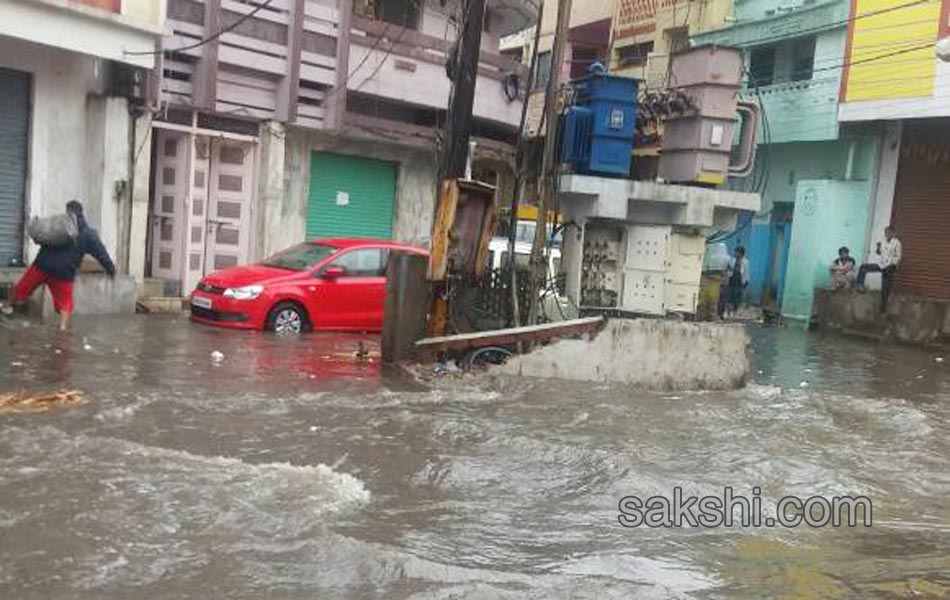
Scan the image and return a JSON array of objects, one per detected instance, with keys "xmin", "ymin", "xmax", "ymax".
[
  {"xmin": 44, "ymin": 274, "xmax": 137, "ymax": 317},
  {"xmin": 138, "ymin": 297, "xmax": 188, "ymax": 314},
  {"xmin": 0, "ymin": 269, "xmax": 135, "ymax": 317},
  {"xmin": 814, "ymin": 288, "xmax": 950, "ymax": 347},
  {"xmin": 497, "ymin": 318, "xmax": 750, "ymax": 390}
]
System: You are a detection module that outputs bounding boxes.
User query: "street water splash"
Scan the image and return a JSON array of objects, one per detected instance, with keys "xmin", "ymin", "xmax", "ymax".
[{"xmin": 0, "ymin": 315, "xmax": 948, "ymax": 598}]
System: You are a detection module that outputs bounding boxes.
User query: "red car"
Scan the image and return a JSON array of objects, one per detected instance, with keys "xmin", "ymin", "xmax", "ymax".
[{"xmin": 190, "ymin": 238, "xmax": 427, "ymax": 334}]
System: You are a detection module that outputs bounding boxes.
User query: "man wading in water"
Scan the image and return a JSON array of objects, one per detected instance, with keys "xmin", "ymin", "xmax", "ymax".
[{"xmin": 6, "ymin": 201, "xmax": 115, "ymax": 331}]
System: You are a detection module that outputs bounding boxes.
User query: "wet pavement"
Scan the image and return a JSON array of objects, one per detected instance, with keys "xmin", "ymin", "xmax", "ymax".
[{"xmin": 0, "ymin": 314, "xmax": 948, "ymax": 599}]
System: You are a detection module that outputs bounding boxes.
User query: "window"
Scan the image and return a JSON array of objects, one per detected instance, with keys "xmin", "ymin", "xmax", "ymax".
[
  {"xmin": 616, "ymin": 41, "xmax": 653, "ymax": 68},
  {"xmin": 749, "ymin": 46, "xmax": 776, "ymax": 87},
  {"xmin": 326, "ymin": 248, "xmax": 388, "ymax": 277},
  {"xmin": 571, "ymin": 45, "xmax": 603, "ymax": 79},
  {"xmin": 535, "ymin": 51, "xmax": 552, "ymax": 90},
  {"xmin": 748, "ymin": 37, "xmax": 814, "ymax": 88},
  {"xmin": 501, "ymin": 46, "xmax": 524, "ymax": 64},
  {"xmin": 665, "ymin": 27, "xmax": 690, "ymax": 55},
  {"xmin": 792, "ymin": 37, "xmax": 816, "ymax": 82},
  {"xmin": 355, "ymin": 0, "xmax": 421, "ymax": 29},
  {"xmin": 264, "ymin": 243, "xmax": 337, "ymax": 271}
]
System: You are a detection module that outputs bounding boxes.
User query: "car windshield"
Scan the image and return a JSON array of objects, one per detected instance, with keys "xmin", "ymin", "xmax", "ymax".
[{"xmin": 262, "ymin": 243, "xmax": 337, "ymax": 271}]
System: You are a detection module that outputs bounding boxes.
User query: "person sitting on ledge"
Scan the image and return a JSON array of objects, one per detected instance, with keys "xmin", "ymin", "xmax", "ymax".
[{"xmin": 829, "ymin": 246, "xmax": 856, "ymax": 290}]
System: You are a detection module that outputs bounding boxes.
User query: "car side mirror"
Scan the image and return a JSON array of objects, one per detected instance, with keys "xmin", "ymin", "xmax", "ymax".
[{"xmin": 322, "ymin": 265, "xmax": 345, "ymax": 279}]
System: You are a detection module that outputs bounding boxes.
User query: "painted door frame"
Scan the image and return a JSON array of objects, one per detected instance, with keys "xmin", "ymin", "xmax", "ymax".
[{"xmin": 149, "ymin": 112, "xmax": 260, "ymax": 294}]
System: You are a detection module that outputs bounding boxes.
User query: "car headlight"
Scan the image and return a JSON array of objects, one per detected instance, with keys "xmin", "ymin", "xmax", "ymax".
[{"xmin": 223, "ymin": 285, "xmax": 264, "ymax": 300}]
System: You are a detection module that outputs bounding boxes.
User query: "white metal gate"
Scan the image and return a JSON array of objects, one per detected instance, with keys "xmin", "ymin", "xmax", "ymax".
[
  {"xmin": 151, "ymin": 131, "xmax": 188, "ymax": 283},
  {"xmin": 151, "ymin": 129, "xmax": 256, "ymax": 295}
]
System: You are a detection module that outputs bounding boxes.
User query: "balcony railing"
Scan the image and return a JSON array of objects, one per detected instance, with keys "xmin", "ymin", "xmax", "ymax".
[
  {"xmin": 344, "ymin": 13, "xmax": 528, "ymax": 128},
  {"xmin": 161, "ymin": 0, "xmax": 341, "ymax": 128},
  {"xmin": 159, "ymin": 0, "xmax": 527, "ymax": 132}
]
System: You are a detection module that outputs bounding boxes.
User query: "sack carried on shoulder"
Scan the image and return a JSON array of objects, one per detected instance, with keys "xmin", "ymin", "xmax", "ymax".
[{"xmin": 27, "ymin": 212, "xmax": 79, "ymax": 248}]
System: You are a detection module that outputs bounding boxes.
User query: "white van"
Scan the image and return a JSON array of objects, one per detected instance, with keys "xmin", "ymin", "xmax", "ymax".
[
  {"xmin": 487, "ymin": 237, "xmax": 561, "ymax": 282},
  {"xmin": 486, "ymin": 237, "xmax": 574, "ymax": 321}
]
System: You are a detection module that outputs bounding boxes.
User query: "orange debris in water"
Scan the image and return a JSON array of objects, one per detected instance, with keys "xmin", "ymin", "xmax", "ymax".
[{"xmin": 0, "ymin": 390, "xmax": 86, "ymax": 414}]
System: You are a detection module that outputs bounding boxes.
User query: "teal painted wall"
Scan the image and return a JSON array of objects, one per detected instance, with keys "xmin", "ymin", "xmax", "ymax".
[
  {"xmin": 695, "ymin": 0, "xmax": 849, "ymax": 144},
  {"xmin": 781, "ymin": 180, "xmax": 873, "ymax": 324},
  {"xmin": 693, "ymin": 0, "xmax": 882, "ymax": 316},
  {"xmin": 755, "ymin": 140, "xmax": 850, "ymax": 216},
  {"xmin": 735, "ymin": 136, "xmax": 878, "ymax": 218},
  {"xmin": 753, "ymin": 28, "xmax": 846, "ymax": 144},
  {"xmin": 728, "ymin": 132, "xmax": 880, "ymax": 308}
]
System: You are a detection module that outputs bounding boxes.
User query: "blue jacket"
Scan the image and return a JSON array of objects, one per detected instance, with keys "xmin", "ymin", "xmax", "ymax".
[{"xmin": 34, "ymin": 213, "xmax": 115, "ymax": 281}]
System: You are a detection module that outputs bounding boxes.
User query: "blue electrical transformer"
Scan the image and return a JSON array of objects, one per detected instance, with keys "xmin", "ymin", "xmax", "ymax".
[{"xmin": 560, "ymin": 64, "xmax": 638, "ymax": 177}]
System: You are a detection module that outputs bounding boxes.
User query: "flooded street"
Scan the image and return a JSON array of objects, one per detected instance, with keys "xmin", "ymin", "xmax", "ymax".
[{"xmin": 1, "ymin": 315, "xmax": 948, "ymax": 599}]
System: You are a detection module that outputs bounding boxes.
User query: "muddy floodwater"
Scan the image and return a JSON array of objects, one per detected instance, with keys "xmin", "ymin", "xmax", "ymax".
[{"xmin": 0, "ymin": 315, "xmax": 948, "ymax": 599}]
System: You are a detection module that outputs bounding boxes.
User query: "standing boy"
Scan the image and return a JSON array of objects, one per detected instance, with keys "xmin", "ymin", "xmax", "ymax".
[
  {"xmin": 857, "ymin": 226, "xmax": 901, "ymax": 312},
  {"xmin": 719, "ymin": 246, "xmax": 750, "ymax": 319}
]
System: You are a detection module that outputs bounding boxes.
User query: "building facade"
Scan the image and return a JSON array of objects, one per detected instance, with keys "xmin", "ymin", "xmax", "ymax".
[
  {"xmin": 0, "ymin": 0, "xmax": 166, "ymax": 273},
  {"xmin": 514, "ymin": 0, "xmax": 617, "ymax": 137},
  {"xmin": 694, "ymin": 0, "xmax": 882, "ymax": 322},
  {"xmin": 144, "ymin": 0, "xmax": 531, "ymax": 296},
  {"xmin": 839, "ymin": 0, "xmax": 950, "ymax": 302},
  {"xmin": 611, "ymin": 0, "xmax": 732, "ymax": 84}
]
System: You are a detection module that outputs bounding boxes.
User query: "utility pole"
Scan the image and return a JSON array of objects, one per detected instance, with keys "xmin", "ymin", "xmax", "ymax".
[
  {"xmin": 527, "ymin": 0, "xmax": 572, "ymax": 325},
  {"xmin": 418, "ymin": 0, "xmax": 490, "ymax": 339},
  {"xmin": 506, "ymin": 4, "xmax": 544, "ymax": 329},
  {"xmin": 440, "ymin": 0, "xmax": 487, "ymax": 180}
]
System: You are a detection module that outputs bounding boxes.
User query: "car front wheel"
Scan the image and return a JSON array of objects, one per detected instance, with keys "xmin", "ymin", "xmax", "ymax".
[{"xmin": 266, "ymin": 302, "xmax": 307, "ymax": 335}]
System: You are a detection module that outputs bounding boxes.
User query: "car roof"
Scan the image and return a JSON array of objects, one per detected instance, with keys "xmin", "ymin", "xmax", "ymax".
[{"xmin": 311, "ymin": 238, "xmax": 428, "ymax": 253}]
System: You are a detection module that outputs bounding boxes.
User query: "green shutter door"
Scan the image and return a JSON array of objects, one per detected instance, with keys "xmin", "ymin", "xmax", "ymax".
[
  {"xmin": 0, "ymin": 68, "xmax": 30, "ymax": 267},
  {"xmin": 307, "ymin": 152, "xmax": 396, "ymax": 239}
]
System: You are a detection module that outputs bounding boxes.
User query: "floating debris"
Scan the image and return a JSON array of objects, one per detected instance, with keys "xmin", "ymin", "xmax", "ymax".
[
  {"xmin": 799, "ymin": 381, "xmax": 810, "ymax": 388},
  {"xmin": 211, "ymin": 351, "xmax": 225, "ymax": 362},
  {"xmin": 0, "ymin": 390, "xmax": 86, "ymax": 414}
]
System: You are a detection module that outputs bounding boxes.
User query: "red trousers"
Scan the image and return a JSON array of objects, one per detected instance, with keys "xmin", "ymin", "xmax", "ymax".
[{"xmin": 12, "ymin": 265, "xmax": 75, "ymax": 313}]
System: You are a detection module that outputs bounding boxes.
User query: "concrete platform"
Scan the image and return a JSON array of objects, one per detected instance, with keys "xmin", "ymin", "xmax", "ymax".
[
  {"xmin": 0, "ymin": 268, "xmax": 135, "ymax": 317},
  {"xmin": 557, "ymin": 174, "xmax": 761, "ymax": 229},
  {"xmin": 497, "ymin": 318, "xmax": 749, "ymax": 390},
  {"xmin": 813, "ymin": 288, "xmax": 950, "ymax": 347}
]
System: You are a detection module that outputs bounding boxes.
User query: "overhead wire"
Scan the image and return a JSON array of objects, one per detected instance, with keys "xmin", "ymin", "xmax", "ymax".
[
  {"xmin": 726, "ymin": 0, "xmax": 936, "ymax": 50},
  {"xmin": 704, "ymin": 11, "xmax": 946, "ymax": 243},
  {"xmin": 125, "ymin": 0, "xmax": 277, "ymax": 56},
  {"xmin": 326, "ymin": 0, "xmax": 425, "ymax": 100},
  {"xmin": 707, "ymin": 62, "xmax": 773, "ymax": 244}
]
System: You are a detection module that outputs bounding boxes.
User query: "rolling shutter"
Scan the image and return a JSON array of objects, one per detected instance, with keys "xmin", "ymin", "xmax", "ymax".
[
  {"xmin": 0, "ymin": 68, "xmax": 30, "ymax": 267},
  {"xmin": 306, "ymin": 152, "xmax": 396, "ymax": 240},
  {"xmin": 892, "ymin": 122, "xmax": 950, "ymax": 300}
]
